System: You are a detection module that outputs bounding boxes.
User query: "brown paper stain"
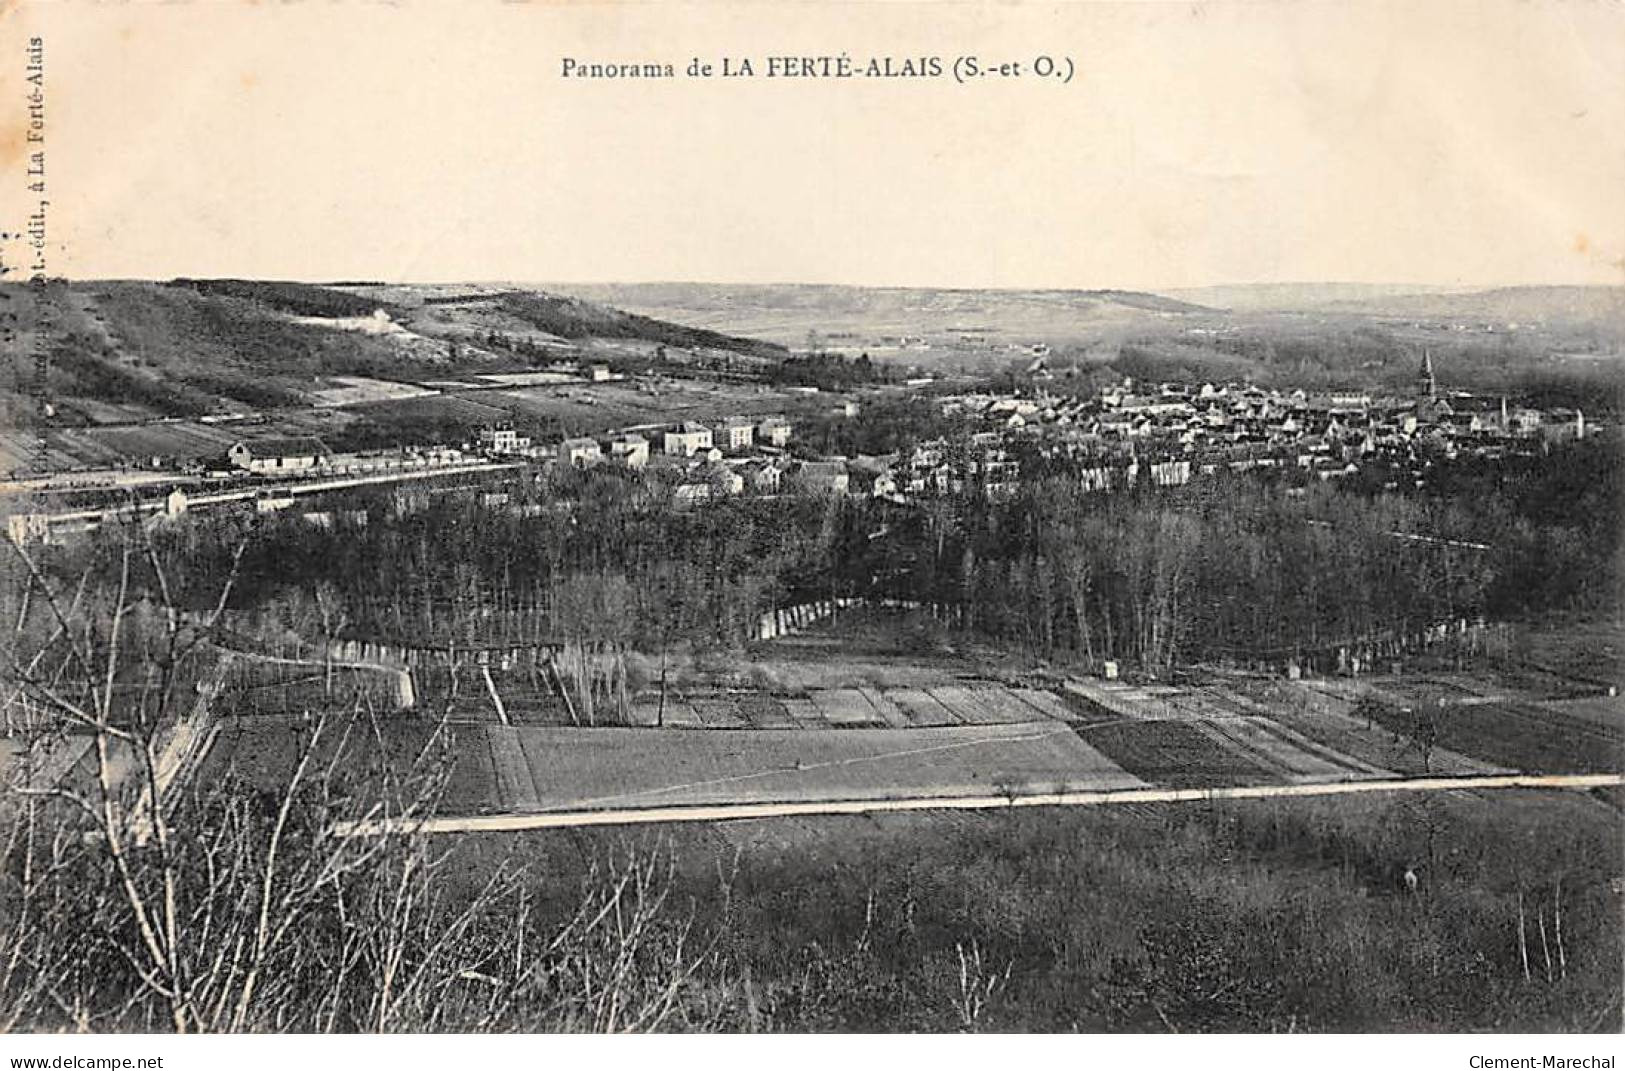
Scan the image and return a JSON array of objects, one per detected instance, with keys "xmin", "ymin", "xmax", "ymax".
[
  {"xmin": 0, "ymin": 120, "xmax": 25, "ymax": 172},
  {"xmin": 240, "ymin": 71, "xmax": 260, "ymax": 91}
]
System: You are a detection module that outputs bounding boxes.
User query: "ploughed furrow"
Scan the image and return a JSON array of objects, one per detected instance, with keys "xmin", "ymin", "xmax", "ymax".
[
  {"xmin": 886, "ymin": 688, "xmax": 960, "ymax": 727},
  {"xmin": 487, "ymin": 725, "xmax": 541, "ymax": 812},
  {"xmin": 1077, "ymin": 720, "xmax": 1282, "ymax": 789},
  {"xmin": 1195, "ymin": 717, "xmax": 1361, "ymax": 782}
]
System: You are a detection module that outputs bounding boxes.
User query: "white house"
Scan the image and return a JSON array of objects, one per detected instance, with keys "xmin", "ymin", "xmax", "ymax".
[
  {"xmin": 713, "ymin": 416, "xmax": 755, "ymax": 451},
  {"xmin": 227, "ymin": 438, "xmax": 328, "ymax": 475},
  {"xmin": 744, "ymin": 460, "xmax": 783, "ymax": 493},
  {"xmin": 663, "ymin": 422, "xmax": 714, "ymax": 457},
  {"xmin": 477, "ymin": 425, "xmax": 532, "ymax": 455},
  {"xmin": 610, "ymin": 433, "xmax": 650, "ymax": 469},
  {"xmin": 559, "ymin": 437, "xmax": 603, "ymax": 467},
  {"xmin": 1148, "ymin": 459, "xmax": 1192, "ymax": 487},
  {"xmin": 756, "ymin": 417, "xmax": 793, "ymax": 448}
]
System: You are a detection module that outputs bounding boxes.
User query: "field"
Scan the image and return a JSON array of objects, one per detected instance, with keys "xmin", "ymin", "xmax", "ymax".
[
  {"xmin": 1062, "ymin": 677, "xmax": 1401, "ymax": 784},
  {"xmin": 483, "ymin": 378, "xmax": 807, "ymax": 436},
  {"xmin": 201, "ymin": 610, "xmax": 1624, "ymax": 826},
  {"xmin": 477, "ymin": 722, "xmax": 1138, "ymax": 812},
  {"xmin": 1369, "ymin": 697, "xmax": 1621, "ymax": 775},
  {"xmin": 214, "ymin": 657, "xmax": 411, "ymax": 719},
  {"xmin": 201, "ymin": 715, "xmax": 1140, "ymax": 815},
  {"xmin": 0, "ymin": 411, "xmax": 363, "ymax": 473},
  {"xmin": 474, "ymin": 372, "xmax": 582, "ymax": 387},
  {"xmin": 307, "ymin": 376, "xmax": 437, "ymax": 408},
  {"xmin": 1239, "ymin": 680, "xmax": 1499, "ymax": 777},
  {"xmin": 1505, "ymin": 617, "xmax": 1624, "ymax": 690},
  {"xmin": 1540, "ymin": 695, "xmax": 1625, "ymax": 732},
  {"xmin": 201, "ymin": 715, "xmax": 468, "ymax": 805},
  {"xmin": 545, "ymin": 282, "xmax": 1218, "ymax": 352},
  {"xmin": 1079, "ymin": 721, "xmax": 1281, "ymax": 788},
  {"xmin": 410, "ymin": 665, "xmax": 573, "ymax": 724}
]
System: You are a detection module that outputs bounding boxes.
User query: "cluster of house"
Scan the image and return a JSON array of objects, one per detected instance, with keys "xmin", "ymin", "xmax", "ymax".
[
  {"xmin": 210, "ymin": 414, "xmax": 834, "ymax": 506},
  {"xmin": 467, "ymin": 414, "xmax": 852, "ymax": 504},
  {"xmin": 931, "ymin": 353, "xmax": 1590, "ymax": 490},
  {"xmin": 211, "ymin": 353, "xmax": 1593, "ymax": 509},
  {"xmin": 221, "ymin": 438, "xmax": 471, "ymax": 477}
]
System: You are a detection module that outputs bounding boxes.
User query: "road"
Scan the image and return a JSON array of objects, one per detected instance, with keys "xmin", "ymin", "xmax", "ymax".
[
  {"xmin": 30, "ymin": 459, "xmax": 524, "ymax": 524},
  {"xmin": 331, "ymin": 770, "xmax": 1622, "ymax": 837}
]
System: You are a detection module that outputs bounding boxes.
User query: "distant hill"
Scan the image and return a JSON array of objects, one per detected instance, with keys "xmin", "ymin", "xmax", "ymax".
[
  {"xmin": 1165, "ymin": 283, "xmax": 1470, "ymax": 312},
  {"xmin": 1319, "ymin": 286, "xmax": 1625, "ymax": 327},
  {"xmin": 170, "ymin": 278, "xmax": 408, "ymax": 319},
  {"xmin": 169, "ymin": 279, "xmax": 784, "ymax": 359},
  {"xmin": 0, "ymin": 279, "xmax": 785, "ymax": 432},
  {"xmin": 542, "ymin": 283, "xmax": 1217, "ymax": 348},
  {"xmin": 1166, "ymin": 283, "xmax": 1625, "ymax": 326},
  {"xmin": 493, "ymin": 291, "xmax": 785, "ymax": 359}
]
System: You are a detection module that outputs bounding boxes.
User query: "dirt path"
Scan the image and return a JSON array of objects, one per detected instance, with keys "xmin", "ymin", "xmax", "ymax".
[{"xmin": 332, "ymin": 771, "xmax": 1624, "ymax": 837}]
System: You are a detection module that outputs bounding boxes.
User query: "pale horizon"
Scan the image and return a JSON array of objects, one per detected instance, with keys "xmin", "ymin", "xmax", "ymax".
[
  {"xmin": 34, "ymin": 276, "xmax": 1619, "ymax": 296},
  {"xmin": 3, "ymin": 1, "xmax": 1622, "ymax": 291}
]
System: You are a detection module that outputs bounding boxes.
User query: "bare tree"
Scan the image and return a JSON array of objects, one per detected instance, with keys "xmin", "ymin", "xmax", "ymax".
[{"xmin": 1, "ymin": 524, "xmax": 744, "ymax": 1033}]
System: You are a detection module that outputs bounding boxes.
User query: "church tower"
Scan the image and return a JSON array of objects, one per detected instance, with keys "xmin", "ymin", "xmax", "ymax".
[{"xmin": 1417, "ymin": 349, "xmax": 1437, "ymax": 399}]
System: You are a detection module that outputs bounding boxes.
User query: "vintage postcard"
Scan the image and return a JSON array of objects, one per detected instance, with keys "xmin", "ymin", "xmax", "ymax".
[{"xmin": 0, "ymin": 0, "xmax": 1622, "ymax": 1051}]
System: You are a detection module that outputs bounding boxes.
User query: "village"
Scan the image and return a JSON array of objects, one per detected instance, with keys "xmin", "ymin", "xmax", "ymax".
[
  {"xmin": 206, "ymin": 348, "xmax": 1594, "ymax": 506},
  {"xmin": 924, "ymin": 350, "xmax": 1591, "ymax": 496},
  {"xmin": 4, "ymin": 347, "xmax": 1598, "ymax": 549}
]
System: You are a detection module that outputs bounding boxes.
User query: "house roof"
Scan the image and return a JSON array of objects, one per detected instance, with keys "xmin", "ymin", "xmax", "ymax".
[{"xmin": 236, "ymin": 437, "xmax": 329, "ymax": 458}]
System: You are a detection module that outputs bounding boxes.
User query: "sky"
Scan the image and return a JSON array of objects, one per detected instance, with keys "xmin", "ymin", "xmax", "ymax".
[{"xmin": 3, "ymin": 0, "xmax": 1623, "ymax": 291}]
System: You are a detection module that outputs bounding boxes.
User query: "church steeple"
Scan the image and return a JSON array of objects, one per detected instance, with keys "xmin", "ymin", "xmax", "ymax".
[{"xmin": 1418, "ymin": 349, "xmax": 1437, "ymax": 399}]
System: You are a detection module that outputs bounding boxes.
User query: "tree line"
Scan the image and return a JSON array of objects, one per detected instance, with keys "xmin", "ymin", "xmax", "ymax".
[{"xmin": 39, "ymin": 437, "xmax": 1605, "ymax": 675}]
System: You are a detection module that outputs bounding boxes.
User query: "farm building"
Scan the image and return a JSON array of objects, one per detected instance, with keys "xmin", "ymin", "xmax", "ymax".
[
  {"xmin": 1540, "ymin": 409, "xmax": 1586, "ymax": 443},
  {"xmin": 226, "ymin": 438, "xmax": 330, "ymax": 475},
  {"xmin": 789, "ymin": 460, "xmax": 849, "ymax": 496}
]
